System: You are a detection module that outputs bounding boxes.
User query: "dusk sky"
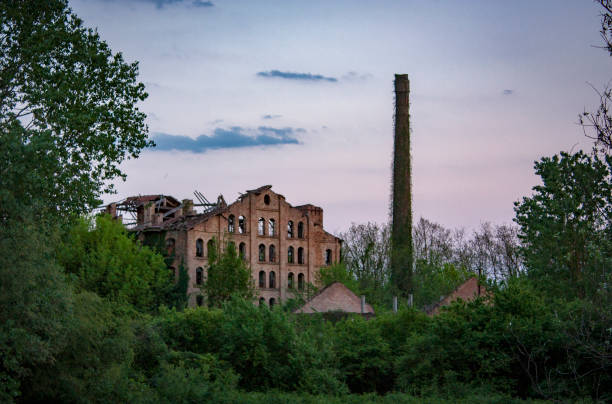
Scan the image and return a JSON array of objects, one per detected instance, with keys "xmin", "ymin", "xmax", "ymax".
[{"xmin": 71, "ymin": 0, "xmax": 612, "ymax": 234}]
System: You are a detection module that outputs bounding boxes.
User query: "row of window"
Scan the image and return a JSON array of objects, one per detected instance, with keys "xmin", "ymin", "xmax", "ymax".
[
  {"xmin": 227, "ymin": 215, "xmax": 306, "ymax": 238},
  {"xmin": 259, "ymin": 271, "xmax": 305, "ymax": 290},
  {"xmin": 258, "ymin": 244, "xmax": 306, "ymax": 264},
  {"xmin": 173, "ymin": 237, "xmax": 333, "ymax": 265}
]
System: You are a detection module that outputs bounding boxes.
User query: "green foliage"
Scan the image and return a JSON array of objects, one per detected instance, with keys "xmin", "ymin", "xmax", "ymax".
[
  {"xmin": 57, "ymin": 214, "xmax": 174, "ymax": 312},
  {"xmin": 0, "ymin": 219, "xmax": 73, "ymax": 402},
  {"xmin": 316, "ymin": 262, "xmax": 360, "ymax": 292},
  {"xmin": 168, "ymin": 260, "xmax": 190, "ymax": 310},
  {"xmin": 203, "ymin": 238, "xmax": 255, "ymax": 307},
  {"xmin": 330, "ymin": 316, "xmax": 393, "ymax": 393},
  {"xmin": 514, "ymin": 151, "xmax": 612, "ymax": 297},
  {"xmin": 0, "ymin": 0, "xmax": 150, "ymax": 220},
  {"xmin": 412, "ymin": 262, "xmax": 473, "ymax": 308}
]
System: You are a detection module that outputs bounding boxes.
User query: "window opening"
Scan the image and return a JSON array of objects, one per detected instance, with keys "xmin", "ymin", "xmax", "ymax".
[
  {"xmin": 196, "ymin": 239, "xmax": 203, "ymax": 257},
  {"xmin": 288, "ymin": 246, "xmax": 294, "ymax": 264}
]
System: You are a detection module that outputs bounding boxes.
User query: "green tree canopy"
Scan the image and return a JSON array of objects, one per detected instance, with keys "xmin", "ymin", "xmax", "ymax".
[
  {"xmin": 57, "ymin": 214, "xmax": 173, "ymax": 312},
  {"xmin": 0, "ymin": 0, "xmax": 150, "ymax": 221},
  {"xmin": 203, "ymin": 239, "xmax": 255, "ymax": 307},
  {"xmin": 514, "ymin": 151, "xmax": 612, "ymax": 297}
]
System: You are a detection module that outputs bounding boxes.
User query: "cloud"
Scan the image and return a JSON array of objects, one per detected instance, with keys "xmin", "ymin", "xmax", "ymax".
[
  {"xmin": 257, "ymin": 70, "xmax": 338, "ymax": 82},
  {"xmin": 192, "ymin": 0, "xmax": 213, "ymax": 7},
  {"xmin": 502, "ymin": 89, "xmax": 514, "ymax": 95},
  {"xmin": 129, "ymin": 0, "xmax": 214, "ymax": 9},
  {"xmin": 151, "ymin": 126, "xmax": 302, "ymax": 153},
  {"xmin": 262, "ymin": 114, "xmax": 282, "ymax": 120},
  {"xmin": 342, "ymin": 71, "xmax": 373, "ymax": 81}
]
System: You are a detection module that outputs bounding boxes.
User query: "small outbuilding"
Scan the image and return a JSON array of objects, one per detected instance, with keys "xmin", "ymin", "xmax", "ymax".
[
  {"xmin": 293, "ymin": 282, "xmax": 374, "ymax": 315},
  {"xmin": 425, "ymin": 277, "xmax": 487, "ymax": 315}
]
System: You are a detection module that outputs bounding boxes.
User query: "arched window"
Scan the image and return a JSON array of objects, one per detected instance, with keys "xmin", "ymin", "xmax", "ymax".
[
  {"xmin": 298, "ymin": 222, "xmax": 304, "ymax": 238},
  {"xmin": 196, "ymin": 267, "xmax": 203, "ymax": 285},
  {"xmin": 325, "ymin": 249, "xmax": 332, "ymax": 265},
  {"xmin": 238, "ymin": 215, "xmax": 246, "ymax": 234},
  {"xmin": 169, "ymin": 266, "xmax": 176, "ymax": 280},
  {"xmin": 269, "ymin": 245, "xmax": 276, "ymax": 263},
  {"xmin": 228, "ymin": 215, "xmax": 235, "ymax": 233},
  {"xmin": 259, "ymin": 297, "xmax": 266, "ymax": 306},
  {"xmin": 269, "ymin": 271, "xmax": 276, "ymax": 289},
  {"xmin": 269, "ymin": 298, "xmax": 275, "ymax": 307},
  {"xmin": 287, "ymin": 221, "xmax": 294, "ymax": 238},
  {"xmin": 268, "ymin": 218, "xmax": 275, "ymax": 236},
  {"xmin": 298, "ymin": 247, "xmax": 304, "ymax": 264},
  {"xmin": 298, "ymin": 273, "xmax": 305, "ymax": 290},
  {"xmin": 196, "ymin": 239, "xmax": 204, "ymax": 257},
  {"xmin": 239, "ymin": 242, "xmax": 246, "ymax": 260},
  {"xmin": 288, "ymin": 272, "xmax": 294, "ymax": 289},
  {"xmin": 196, "ymin": 295, "xmax": 204, "ymax": 306},
  {"xmin": 288, "ymin": 246, "xmax": 294, "ymax": 264},
  {"xmin": 165, "ymin": 238, "xmax": 175, "ymax": 256},
  {"xmin": 207, "ymin": 239, "xmax": 215, "ymax": 258},
  {"xmin": 259, "ymin": 244, "xmax": 265, "ymax": 262},
  {"xmin": 264, "ymin": 194, "xmax": 270, "ymax": 205},
  {"xmin": 258, "ymin": 217, "xmax": 265, "ymax": 235},
  {"xmin": 259, "ymin": 271, "xmax": 266, "ymax": 288}
]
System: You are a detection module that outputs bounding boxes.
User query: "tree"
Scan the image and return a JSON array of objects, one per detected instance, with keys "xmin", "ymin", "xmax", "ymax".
[
  {"xmin": 579, "ymin": 1, "xmax": 612, "ymax": 154},
  {"xmin": 203, "ymin": 239, "xmax": 255, "ymax": 307},
  {"xmin": 340, "ymin": 222, "xmax": 391, "ymax": 292},
  {"xmin": 57, "ymin": 214, "xmax": 174, "ymax": 312},
  {"xmin": 514, "ymin": 151, "xmax": 612, "ymax": 297},
  {"xmin": 0, "ymin": 0, "xmax": 150, "ymax": 221}
]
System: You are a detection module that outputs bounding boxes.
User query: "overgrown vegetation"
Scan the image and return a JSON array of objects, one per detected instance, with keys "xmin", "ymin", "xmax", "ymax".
[{"xmin": 1, "ymin": 0, "xmax": 610, "ymax": 403}]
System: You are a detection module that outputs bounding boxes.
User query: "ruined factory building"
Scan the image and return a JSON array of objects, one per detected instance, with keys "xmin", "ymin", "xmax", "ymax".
[
  {"xmin": 294, "ymin": 282, "xmax": 374, "ymax": 315},
  {"xmin": 424, "ymin": 277, "xmax": 488, "ymax": 315},
  {"xmin": 106, "ymin": 185, "xmax": 342, "ymax": 307}
]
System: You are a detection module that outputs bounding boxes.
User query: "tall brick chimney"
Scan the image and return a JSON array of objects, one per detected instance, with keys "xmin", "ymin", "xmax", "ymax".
[{"xmin": 391, "ymin": 74, "xmax": 414, "ymax": 296}]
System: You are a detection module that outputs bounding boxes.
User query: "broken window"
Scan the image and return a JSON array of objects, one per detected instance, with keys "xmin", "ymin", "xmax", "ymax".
[
  {"xmin": 269, "ymin": 271, "xmax": 276, "ymax": 289},
  {"xmin": 269, "ymin": 245, "xmax": 276, "ymax": 263},
  {"xmin": 287, "ymin": 221, "xmax": 294, "ymax": 238},
  {"xmin": 258, "ymin": 217, "xmax": 265, "ymax": 235},
  {"xmin": 268, "ymin": 218, "xmax": 275, "ymax": 236},
  {"xmin": 169, "ymin": 266, "xmax": 176, "ymax": 280},
  {"xmin": 325, "ymin": 249, "xmax": 332, "ymax": 265},
  {"xmin": 196, "ymin": 239, "xmax": 204, "ymax": 257},
  {"xmin": 165, "ymin": 238, "xmax": 176, "ymax": 256},
  {"xmin": 259, "ymin": 297, "xmax": 266, "ymax": 306},
  {"xmin": 298, "ymin": 222, "xmax": 304, "ymax": 238},
  {"xmin": 288, "ymin": 272, "xmax": 294, "ymax": 289},
  {"xmin": 297, "ymin": 247, "xmax": 304, "ymax": 264},
  {"xmin": 269, "ymin": 298, "xmax": 275, "ymax": 307},
  {"xmin": 259, "ymin": 244, "xmax": 266, "ymax": 262},
  {"xmin": 239, "ymin": 242, "xmax": 246, "ymax": 260},
  {"xmin": 196, "ymin": 295, "xmax": 204, "ymax": 306},
  {"xmin": 196, "ymin": 267, "xmax": 203, "ymax": 285},
  {"xmin": 288, "ymin": 246, "xmax": 294, "ymax": 264},
  {"xmin": 238, "ymin": 215, "xmax": 246, "ymax": 234},
  {"xmin": 264, "ymin": 194, "xmax": 270, "ymax": 205},
  {"xmin": 259, "ymin": 271, "xmax": 266, "ymax": 288},
  {"xmin": 298, "ymin": 273, "xmax": 305, "ymax": 290},
  {"xmin": 228, "ymin": 215, "xmax": 235, "ymax": 233}
]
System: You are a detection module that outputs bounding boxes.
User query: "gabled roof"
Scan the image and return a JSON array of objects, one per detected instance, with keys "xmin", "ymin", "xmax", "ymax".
[
  {"xmin": 294, "ymin": 282, "xmax": 374, "ymax": 314},
  {"xmin": 424, "ymin": 277, "xmax": 487, "ymax": 315}
]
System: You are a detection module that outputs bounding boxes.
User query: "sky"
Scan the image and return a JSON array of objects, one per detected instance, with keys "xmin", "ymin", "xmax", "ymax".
[{"xmin": 70, "ymin": 0, "xmax": 612, "ymax": 235}]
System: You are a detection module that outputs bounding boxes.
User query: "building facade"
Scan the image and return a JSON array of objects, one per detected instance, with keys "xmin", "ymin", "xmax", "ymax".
[{"xmin": 107, "ymin": 185, "xmax": 342, "ymax": 307}]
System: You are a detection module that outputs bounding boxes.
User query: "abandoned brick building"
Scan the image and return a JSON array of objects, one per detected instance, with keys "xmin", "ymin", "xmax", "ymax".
[{"xmin": 106, "ymin": 185, "xmax": 342, "ymax": 307}]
